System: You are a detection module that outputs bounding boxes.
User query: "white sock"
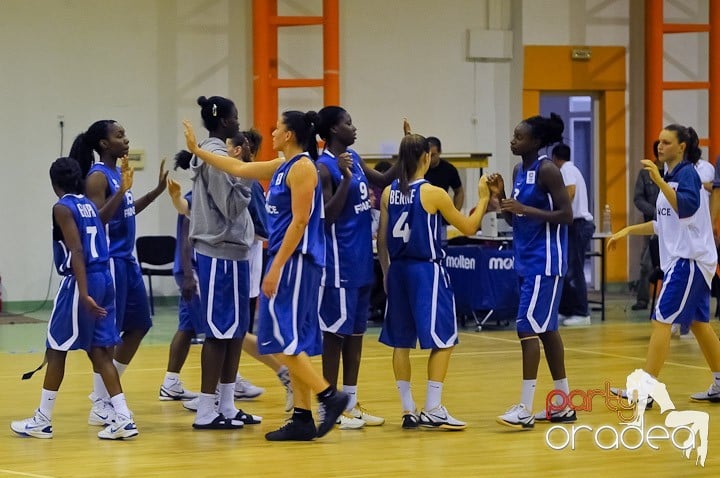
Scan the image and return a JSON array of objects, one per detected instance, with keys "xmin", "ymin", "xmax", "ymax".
[
  {"xmin": 39, "ymin": 388, "xmax": 58, "ymax": 419},
  {"xmin": 424, "ymin": 380, "xmax": 443, "ymax": 411},
  {"xmin": 113, "ymin": 359, "xmax": 128, "ymax": 377},
  {"xmin": 218, "ymin": 382, "xmax": 237, "ymax": 418},
  {"xmin": 93, "ymin": 372, "xmax": 109, "ymax": 400},
  {"xmin": 396, "ymin": 380, "xmax": 415, "ymax": 413},
  {"xmin": 712, "ymin": 372, "xmax": 720, "ymax": 388},
  {"xmin": 109, "ymin": 393, "xmax": 132, "ymax": 422},
  {"xmin": 195, "ymin": 393, "xmax": 217, "ymax": 424},
  {"xmin": 163, "ymin": 372, "xmax": 180, "ymax": 388},
  {"xmin": 521, "ymin": 379, "xmax": 537, "ymax": 411},
  {"xmin": 343, "ymin": 385, "xmax": 358, "ymax": 411},
  {"xmin": 553, "ymin": 378, "xmax": 570, "ymax": 406}
]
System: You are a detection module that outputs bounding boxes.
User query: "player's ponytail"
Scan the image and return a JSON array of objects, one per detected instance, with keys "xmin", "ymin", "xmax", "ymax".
[
  {"xmin": 69, "ymin": 120, "xmax": 115, "ymax": 178},
  {"xmin": 397, "ymin": 134, "xmax": 430, "ymax": 195},
  {"xmin": 665, "ymin": 123, "xmax": 701, "ymax": 164}
]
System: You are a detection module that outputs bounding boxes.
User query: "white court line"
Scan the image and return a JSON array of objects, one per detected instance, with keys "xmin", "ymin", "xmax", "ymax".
[
  {"xmin": 458, "ymin": 332, "xmax": 709, "ymax": 370},
  {"xmin": 0, "ymin": 469, "xmax": 55, "ymax": 478}
]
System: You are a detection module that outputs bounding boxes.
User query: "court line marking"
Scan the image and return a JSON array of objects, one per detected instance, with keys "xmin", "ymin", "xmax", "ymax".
[{"xmin": 0, "ymin": 469, "xmax": 55, "ymax": 478}]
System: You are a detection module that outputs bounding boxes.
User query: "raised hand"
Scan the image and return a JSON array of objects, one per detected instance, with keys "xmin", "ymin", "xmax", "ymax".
[
  {"xmin": 155, "ymin": 158, "xmax": 169, "ymax": 193},
  {"xmin": 338, "ymin": 152, "xmax": 353, "ymax": 178},
  {"xmin": 478, "ymin": 175, "xmax": 490, "ymax": 200},
  {"xmin": 487, "ymin": 173, "xmax": 505, "ymax": 196},
  {"xmin": 119, "ymin": 155, "xmax": 134, "ymax": 192},
  {"xmin": 166, "ymin": 178, "xmax": 182, "ymax": 200},
  {"xmin": 641, "ymin": 159, "xmax": 662, "ymax": 185},
  {"xmin": 403, "ymin": 118, "xmax": 412, "ymax": 136},
  {"xmin": 183, "ymin": 120, "xmax": 200, "ymax": 153}
]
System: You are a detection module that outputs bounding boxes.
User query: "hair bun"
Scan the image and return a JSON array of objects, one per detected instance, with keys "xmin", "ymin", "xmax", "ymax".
[{"xmin": 197, "ymin": 96, "xmax": 209, "ymax": 107}]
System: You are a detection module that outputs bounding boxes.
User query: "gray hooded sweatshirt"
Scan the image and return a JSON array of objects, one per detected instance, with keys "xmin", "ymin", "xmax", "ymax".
[{"xmin": 189, "ymin": 137, "xmax": 254, "ymax": 261}]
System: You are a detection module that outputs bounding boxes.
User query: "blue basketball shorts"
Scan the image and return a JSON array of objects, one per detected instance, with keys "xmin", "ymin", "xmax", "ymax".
[
  {"xmin": 379, "ymin": 259, "xmax": 458, "ymax": 350},
  {"xmin": 516, "ymin": 275, "xmax": 563, "ymax": 334},
  {"xmin": 319, "ymin": 285, "xmax": 371, "ymax": 335},
  {"xmin": 174, "ymin": 273, "xmax": 203, "ymax": 333},
  {"xmin": 257, "ymin": 254, "xmax": 323, "ymax": 356},
  {"xmin": 109, "ymin": 257, "xmax": 152, "ymax": 333},
  {"xmin": 47, "ymin": 271, "xmax": 120, "ymax": 351},
  {"xmin": 195, "ymin": 252, "xmax": 250, "ymax": 340},
  {"xmin": 654, "ymin": 258, "xmax": 710, "ymax": 326}
]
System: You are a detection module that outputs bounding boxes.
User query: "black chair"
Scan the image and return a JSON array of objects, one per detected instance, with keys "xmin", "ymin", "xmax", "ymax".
[
  {"xmin": 648, "ymin": 235, "xmax": 663, "ymax": 319},
  {"xmin": 136, "ymin": 235, "xmax": 176, "ymax": 316}
]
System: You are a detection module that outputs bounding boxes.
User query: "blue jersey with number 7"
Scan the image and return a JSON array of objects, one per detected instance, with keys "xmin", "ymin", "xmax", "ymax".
[
  {"xmin": 52, "ymin": 194, "xmax": 109, "ymax": 275},
  {"xmin": 386, "ymin": 179, "xmax": 444, "ymax": 261}
]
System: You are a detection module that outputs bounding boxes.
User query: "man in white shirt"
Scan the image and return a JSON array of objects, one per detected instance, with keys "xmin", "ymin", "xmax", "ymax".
[{"xmin": 552, "ymin": 144, "xmax": 595, "ymax": 326}]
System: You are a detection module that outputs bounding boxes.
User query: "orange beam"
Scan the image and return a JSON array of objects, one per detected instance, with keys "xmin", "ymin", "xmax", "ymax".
[
  {"xmin": 252, "ymin": 0, "xmax": 278, "ymax": 161},
  {"xmin": 271, "ymin": 16, "xmax": 323, "ymax": 26},
  {"xmin": 271, "ymin": 78, "xmax": 324, "ymax": 88},
  {"xmin": 663, "ymin": 23, "xmax": 710, "ymax": 33},
  {"xmin": 662, "ymin": 81, "xmax": 710, "ymax": 90},
  {"xmin": 711, "ymin": 0, "xmax": 720, "ymax": 163},
  {"xmin": 323, "ymin": 0, "xmax": 340, "ymax": 106},
  {"xmin": 700, "ymin": 138, "xmax": 710, "ymax": 147},
  {"xmin": 645, "ymin": 0, "xmax": 663, "ymax": 159}
]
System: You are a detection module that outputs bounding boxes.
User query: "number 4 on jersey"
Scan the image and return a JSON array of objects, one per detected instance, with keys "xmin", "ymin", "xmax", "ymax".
[{"xmin": 392, "ymin": 211, "xmax": 410, "ymax": 243}]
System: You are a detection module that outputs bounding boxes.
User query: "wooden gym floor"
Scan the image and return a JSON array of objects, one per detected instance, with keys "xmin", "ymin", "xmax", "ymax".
[{"xmin": 0, "ymin": 296, "xmax": 719, "ymax": 477}]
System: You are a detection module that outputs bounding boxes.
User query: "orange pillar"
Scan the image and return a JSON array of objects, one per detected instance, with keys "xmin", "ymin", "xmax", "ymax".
[
  {"xmin": 710, "ymin": 0, "xmax": 720, "ymax": 164},
  {"xmin": 253, "ymin": 0, "xmax": 278, "ymax": 161},
  {"xmin": 645, "ymin": 0, "xmax": 663, "ymax": 157},
  {"xmin": 323, "ymin": 0, "xmax": 340, "ymax": 106}
]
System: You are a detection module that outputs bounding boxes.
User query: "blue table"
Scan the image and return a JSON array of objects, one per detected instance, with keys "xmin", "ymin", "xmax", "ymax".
[{"xmin": 444, "ymin": 245, "xmax": 519, "ymax": 329}]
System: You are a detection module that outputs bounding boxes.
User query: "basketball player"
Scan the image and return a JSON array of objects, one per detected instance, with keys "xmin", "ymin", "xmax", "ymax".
[
  {"xmin": 377, "ymin": 133, "xmax": 490, "ymax": 430},
  {"xmin": 316, "ymin": 106, "xmax": 394, "ymax": 429},
  {"xmin": 608, "ymin": 124, "xmax": 720, "ymax": 404},
  {"xmin": 489, "ymin": 113, "xmax": 575, "ymax": 429},
  {"xmin": 11, "ymin": 157, "xmax": 137, "ymax": 440},
  {"xmin": 69, "ymin": 120, "xmax": 167, "ymax": 426},
  {"xmin": 183, "ymin": 111, "xmax": 350, "ymax": 441}
]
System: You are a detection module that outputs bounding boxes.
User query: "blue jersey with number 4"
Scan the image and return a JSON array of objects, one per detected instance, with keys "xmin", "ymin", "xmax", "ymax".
[
  {"xmin": 316, "ymin": 149, "xmax": 373, "ymax": 287},
  {"xmin": 386, "ymin": 179, "xmax": 444, "ymax": 261},
  {"xmin": 265, "ymin": 153, "xmax": 325, "ymax": 267},
  {"xmin": 53, "ymin": 194, "xmax": 109, "ymax": 275}
]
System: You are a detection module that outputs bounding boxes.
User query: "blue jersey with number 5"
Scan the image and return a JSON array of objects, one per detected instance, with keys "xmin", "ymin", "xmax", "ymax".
[
  {"xmin": 53, "ymin": 194, "xmax": 109, "ymax": 275},
  {"xmin": 386, "ymin": 179, "xmax": 444, "ymax": 261}
]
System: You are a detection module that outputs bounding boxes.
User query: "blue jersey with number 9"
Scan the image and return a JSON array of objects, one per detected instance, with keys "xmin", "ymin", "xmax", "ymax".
[
  {"xmin": 386, "ymin": 179, "xmax": 444, "ymax": 261},
  {"xmin": 52, "ymin": 194, "xmax": 109, "ymax": 275}
]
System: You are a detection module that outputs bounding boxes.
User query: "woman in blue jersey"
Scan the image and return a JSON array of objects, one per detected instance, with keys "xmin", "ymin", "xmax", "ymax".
[
  {"xmin": 70, "ymin": 120, "xmax": 168, "ymax": 425},
  {"xmin": 608, "ymin": 124, "xmax": 720, "ymax": 406},
  {"xmin": 377, "ymin": 133, "xmax": 490, "ymax": 430},
  {"xmin": 183, "ymin": 111, "xmax": 350, "ymax": 441},
  {"xmin": 489, "ymin": 113, "xmax": 574, "ymax": 430},
  {"xmin": 316, "ymin": 106, "xmax": 397, "ymax": 429},
  {"xmin": 11, "ymin": 157, "xmax": 137, "ymax": 440}
]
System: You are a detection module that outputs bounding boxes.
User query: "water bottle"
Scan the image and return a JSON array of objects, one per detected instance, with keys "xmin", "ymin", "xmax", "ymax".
[{"xmin": 602, "ymin": 204, "xmax": 612, "ymax": 234}]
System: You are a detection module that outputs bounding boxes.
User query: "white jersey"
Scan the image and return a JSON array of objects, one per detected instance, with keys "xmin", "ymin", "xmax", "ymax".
[
  {"xmin": 695, "ymin": 159, "xmax": 714, "ymax": 198},
  {"xmin": 653, "ymin": 161, "xmax": 717, "ymax": 286},
  {"xmin": 558, "ymin": 161, "xmax": 593, "ymax": 221}
]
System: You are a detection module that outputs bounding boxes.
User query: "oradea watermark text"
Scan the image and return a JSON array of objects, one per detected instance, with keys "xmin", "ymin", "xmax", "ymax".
[{"xmin": 543, "ymin": 370, "xmax": 709, "ymax": 467}]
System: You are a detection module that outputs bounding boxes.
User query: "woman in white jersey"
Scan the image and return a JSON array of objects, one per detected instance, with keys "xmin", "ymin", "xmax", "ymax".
[{"xmin": 609, "ymin": 124, "xmax": 720, "ymax": 404}]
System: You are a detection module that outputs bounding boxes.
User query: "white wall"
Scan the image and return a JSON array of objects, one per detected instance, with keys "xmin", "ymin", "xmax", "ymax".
[{"xmin": 0, "ymin": 0, "xmax": 710, "ymax": 301}]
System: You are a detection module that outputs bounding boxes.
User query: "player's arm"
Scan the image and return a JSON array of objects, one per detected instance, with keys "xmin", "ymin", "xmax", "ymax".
[
  {"xmin": 135, "ymin": 158, "xmax": 168, "ymax": 215},
  {"xmin": 53, "ymin": 204, "xmax": 106, "ymax": 318},
  {"xmin": 361, "ymin": 157, "xmax": 400, "ymax": 189},
  {"xmin": 421, "ymin": 177, "xmax": 489, "ymax": 236},
  {"xmin": 319, "ymin": 157, "xmax": 352, "ymax": 225},
  {"xmin": 166, "ymin": 178, "xmax": 190, "ymax": 217},
  {"xmin": 179, "ymin": 216, "xmax": 196, "ymax": 302},
  {"xmin": 452, "ymin": 186, "xmax": 465, "ymax": 210},
  {"xmin": 377, "ymin": 186, "xmax": 391, "ymax": 280},
  {"xmin": 184, "ymin": 120, "xmax": 282, "ymax": 180},
  {"xmin": 95, "ymin": 156, "xmax": 134, "ymax": 225},
  {"xmin": 261, "ymin": 158, "xmax": 317, "ymax": 298},
  {"xmin": 565, "ymin": 184, "xmax": 576, "ymax": 201},
  {"xmin": 607, "ymin": 221, "xmax": 655, "ymax": 251},
  {"xmin": 500, "ymin": 161, "xmax": 572, "ymax": 225}
]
